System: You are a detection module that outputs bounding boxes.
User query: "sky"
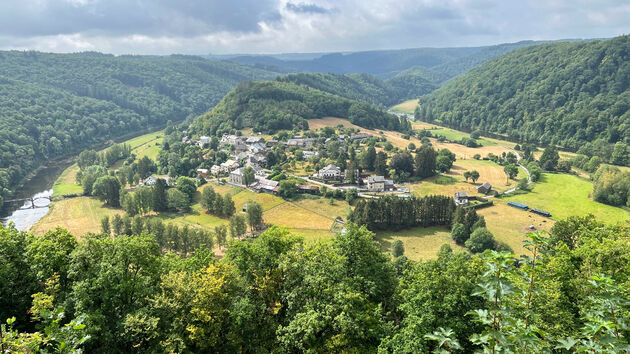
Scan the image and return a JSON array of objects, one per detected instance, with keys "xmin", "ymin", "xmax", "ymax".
[{"xmin": 1, "ymin": 0, "xmax": 629, "ymax": 55}]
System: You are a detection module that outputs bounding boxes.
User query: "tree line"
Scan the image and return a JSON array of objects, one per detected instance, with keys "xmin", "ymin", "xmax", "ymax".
[
  {"xmin": 1, "ymin": 215, "xmax": 628, "ymax": 352},
  {"xmin": 350, "ymin": 195, "xmax": 455, "ymax": 230}
]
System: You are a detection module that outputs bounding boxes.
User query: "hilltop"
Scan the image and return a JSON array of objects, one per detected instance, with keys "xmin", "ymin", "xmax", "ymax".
[
  {"xmin": 189, "ymin": 81, "xmax": 411, "ymax": 137},
  {"xmin": 418, "ymin": 35, "xmax": 630, "ymax": 163}
]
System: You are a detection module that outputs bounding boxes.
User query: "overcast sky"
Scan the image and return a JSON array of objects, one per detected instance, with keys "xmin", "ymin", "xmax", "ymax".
[{"xmin": 1, "ymin": 0, "xmax": 629, "ymax": 55}]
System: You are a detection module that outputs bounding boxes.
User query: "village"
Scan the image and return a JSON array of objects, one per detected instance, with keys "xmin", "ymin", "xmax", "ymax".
[{"xmin": 181, "ymin": 127, "xmax": 508, "ymax": 209}]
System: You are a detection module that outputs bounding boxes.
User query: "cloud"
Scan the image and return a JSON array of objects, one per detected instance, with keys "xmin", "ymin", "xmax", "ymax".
[
  {"xmin": 285, "ymin": 2, "xmax": 331, "ymax": 14},
  {"xmin": 0, "ymin": 0, "xmax": 629, "ymax": 54}
]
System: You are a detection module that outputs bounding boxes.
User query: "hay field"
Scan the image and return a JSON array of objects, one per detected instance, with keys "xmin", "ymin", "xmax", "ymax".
[
  {"xmin": 390, "ymin": 99, "xmax": 419, "ymax": 114},
  {"xmin": 31, "ymin": 197, "xmax": 124, "ymax": 236},
  {"xmin": 374, "ymin": 226, "xmax": 465, "ymax": 261},
  {"xmin": 478, "ymin": 202, "xmax": 553, "ymax": 256}
]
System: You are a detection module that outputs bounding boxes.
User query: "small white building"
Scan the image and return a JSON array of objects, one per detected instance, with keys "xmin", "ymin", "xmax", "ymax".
[
  {"xmin": 210, "ymin": 165, "xmax": 222, "ymax": 175},
  {"xmin": 198, "ymin": 136, "xmax": 211, "ymax": 146},
  {"xmin": 317, "ymin": 164, "xmax": 342, "ymax": 180},
  {"xmin": 302, "ymin": 151, "xmax": 319, "ymax": 159},
  {"xmin": 454, "ymin": 192, "xmax": 469, "ymax": 206},
  {"xmin": 366, "ymin": 176, "xmax": 396, "ymax": 192},
  {"xmin": 143, "ymin": 175, "xmax": 157, "ymax": 186},
  {"xmin": 196, "ymin": 169, "xmax": 209, "ymax": 178},
  {"xmin": 246, "ymin": 136, "xmax": 265, "ymax": 144},
  {"xmin": 230, "ymin": 167, "xmax": 245, "ymax": 186},
  {"xmin": 220, "ymin": 159, "xmax": 240, "ymax": 173},
  {"xmin": 220, "ymin": 134, "xmax": 243, "ymax": 146}
]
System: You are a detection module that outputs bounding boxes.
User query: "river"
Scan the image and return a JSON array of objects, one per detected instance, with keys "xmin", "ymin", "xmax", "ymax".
[{"xmin": 1, "ymin": 163, "xmax": 69, "ymax": 231}]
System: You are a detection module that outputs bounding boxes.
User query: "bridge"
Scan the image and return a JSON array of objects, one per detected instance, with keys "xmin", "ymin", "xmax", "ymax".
[{"xmin": 3, "ymin": 195, "xmax": 52, "ymax": 210}]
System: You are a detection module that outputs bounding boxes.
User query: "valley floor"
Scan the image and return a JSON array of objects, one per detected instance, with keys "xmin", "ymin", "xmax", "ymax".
[{"xmin": 31, "ymin": 120, "xmax": 629, "ymax": 261}]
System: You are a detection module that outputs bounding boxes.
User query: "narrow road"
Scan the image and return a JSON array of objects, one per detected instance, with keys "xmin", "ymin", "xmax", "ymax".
[{"xmin": 504, "ymin": 151, "xmax": 532, "ymax": 194}]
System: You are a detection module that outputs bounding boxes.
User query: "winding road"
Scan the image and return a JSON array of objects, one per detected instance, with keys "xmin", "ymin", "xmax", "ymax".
[{"xmin": 503, "ymin": 151, "xmax": 532, "ymax": 194}]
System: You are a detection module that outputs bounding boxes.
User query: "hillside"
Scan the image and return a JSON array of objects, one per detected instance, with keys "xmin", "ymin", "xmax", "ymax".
[
  {"xmin": 279, "ymin": 72, "xmax": 440, "ymax": 106},
  {"xmin": 237, "ymin": 41, "xmax": 548, "ymax": 105},
  {"xmin": 189, "ymin": 81, "xmax": 411, "ymax": 136},
  {"xmin": 0, "ymin": 51, "xmax": 280, "ymax": 204},
  {"xmin": 418, "ymin": 35, "xmax": 630, "ymax": 162},
  {"xmin": 229, "ymin": 41, "xmax": 546, "ymax": 85},
  {"xmin": 277, "ymin": 73, "xmax": 402, "ymax": 106}
]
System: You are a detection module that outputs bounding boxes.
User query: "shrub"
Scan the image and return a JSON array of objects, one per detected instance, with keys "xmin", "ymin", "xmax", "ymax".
[
  {"xmin": 451, "ymin": 223, "xmax": 469, "ymax": 244},
  {"xmin": 465, "ymin": 228, "xmax": 496, "ymax": 253},
  {"xmin": 391, "ymin": 239, "xmax": 405, "ymax": 258}
]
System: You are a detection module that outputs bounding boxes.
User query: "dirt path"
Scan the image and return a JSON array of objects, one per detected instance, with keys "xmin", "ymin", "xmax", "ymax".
[{"xmin": 504, "ymin": 151, "xmax": 532, "ymax": 194}]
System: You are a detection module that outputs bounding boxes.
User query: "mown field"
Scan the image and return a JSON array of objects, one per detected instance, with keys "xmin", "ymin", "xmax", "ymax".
[
  {"xmin": 31, "ymin": 197, "xmax": 124, "ymax": 236},
  {"xmin": 390, "ymin": 99, "xmax": 419, "ymax": 114},
  {"xmin": 508, "ymin": 173, "xmax": 630, "ymax": 224},
  {"xmin": 374, "ymin": 226, "xmax": 465, "ymax": 261}
]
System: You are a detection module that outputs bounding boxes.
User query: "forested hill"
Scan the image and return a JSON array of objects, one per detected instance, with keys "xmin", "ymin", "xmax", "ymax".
[
  {"xmin": 189, "ymin": 81, "xmax": 411, "ymax": 137},
  {"xmin": 277, "ymin": 72, "xmax": 439, "ymax": 106},
  {"xmin": 277, "ymin": 73, "xmax": 403, "ymax": 106},
  {"xmin": 418, "ymin": 35, "xmax": 630, "ymax": 162},
  {"xmin": 244, "ymin": 41, "xmax": 548, "ymax": 105},
  {"xmin": 0, "ymin": 51, "xmax": 280, "ymax": 205}
]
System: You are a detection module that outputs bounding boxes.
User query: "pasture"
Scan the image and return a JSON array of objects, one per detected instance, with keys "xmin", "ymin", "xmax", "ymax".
[
  {"xmin": 31, "ymin": 197, "xmax": 124, "ymax": 236},
  {"xmin": 390, "ymin": 99, "xmax": 419, "ymax": 114},
  {"xmin": 508, "ymin": 173, "xmax": 629, "ymax": 224},
  {"xmin": 374, "ymin": 226, "xmax": 465, "ymax": 261}
]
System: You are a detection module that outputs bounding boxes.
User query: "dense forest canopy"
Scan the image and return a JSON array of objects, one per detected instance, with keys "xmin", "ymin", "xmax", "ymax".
[
  {"xmin": 2, "ymin": 216, "xmax": 629, "ymax": 352},
  {"xmin": 189, "ymin": 81, "xmax": 411, "ymax": 137},
  {"xmin": 418, "ymin": 35, "xmax": 630, "ymax": 161},
  {"xmin": 0, "ymin": 51, "xmax": 280, "ymax": 206},
  {"xmin": 277, "ymin": 72, "xmax": 403, "ymax": 106},
  {"xmin": 278, "ymin": 72, "xmax": 439, "ymax": 106}
]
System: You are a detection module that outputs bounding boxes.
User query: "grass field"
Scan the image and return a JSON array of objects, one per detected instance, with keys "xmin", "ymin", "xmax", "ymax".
[
  {"xmin": 264, "ymin": 202, "xmax": 334, "ymax": 230},
  {"xmin": 478, "ymin": 203, "xmax": 553, "ymax": 256},
  {"xmin": 52, "ymin": 184, "xmax": 83, "ymax": 196},
  {"xmin": 390, "ymin": 99, "xmax": 419, "ymax": 114},
  {"xmin": 429, "ymin": 128, "xmax": 496, "ymax": 147},
  {"xmin": 508, "ymin": 173, "xmax": 629, "ymax": 224},
  {"xmin": 374, "ymin": 226, "xmax": 465, "ymax": 261},
  {"xmin": 31, "ymin": 197, "xmax": 124, "ymax": 236}
]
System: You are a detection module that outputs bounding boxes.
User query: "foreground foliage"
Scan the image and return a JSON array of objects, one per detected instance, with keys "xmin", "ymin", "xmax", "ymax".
[{"xmin": 0, "ymin": 215, "xmax": 628, "ymax": 352}]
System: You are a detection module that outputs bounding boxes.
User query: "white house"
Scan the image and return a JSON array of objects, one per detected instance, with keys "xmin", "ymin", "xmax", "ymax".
[
  {"xmin": 454, "ymin": 192, "xmax": 469, "ymax": 206},
  {"xmin": 317, "ymin": 164, "xmax": 342, "ymax": 179},
  {"xmin": 220, "ymin": 134, "xmax": 244, "ymax": 146},
  {"xmin": 230, "ymin": 167, "xmax": 245, "ymax": 186},
  {"xmin": 302, "ymin": 151, "xmax": 319, "ymax": 159},
  {"xmin": 143, "ymin": 175, "xmax": 157, "ymax": 186},
  {"xmin": 198, "ymin": 136, "xmax": 211, "ymax": 146},
  {"xmin": 365, "ymin": 175, "xmax": 395, "ymax": 192},
  {"xmin": 220, "ymin": 159, "xmax": 240, "ymax": 173}
]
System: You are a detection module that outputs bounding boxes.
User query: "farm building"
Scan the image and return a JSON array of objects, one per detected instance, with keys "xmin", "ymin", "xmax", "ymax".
[
  {"xmin": 297, "ymin": 185, "xmax": 320, "ymax": 194},
  {"xmin": 507, "ymin": 201, "xmax": 528, "ymax": 210},
  {"xmin": 530, "ymin": 208, "xmax": 552, "ymax": 217},
  {"xmin": 477, "ymin": 182, "xmax": 492, "ymax": 194},
  {"xmin": 196, "ymin": 169, "xmax": 209, "ymax": 178},
  {"xmin": 454, "ymin": 192, "xmax": 469, "ymax": 206}
]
